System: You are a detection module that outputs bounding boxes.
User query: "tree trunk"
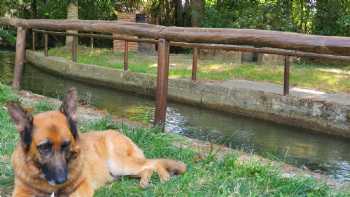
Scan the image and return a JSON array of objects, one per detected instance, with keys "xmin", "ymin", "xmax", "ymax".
[
  {"xmin": 183, "ymin": 0, "xmax": 191, "ymax": 27},
  {"xmin": 175, "ymin": 0, "xmax": 184, "ymax": 26},
  {"xmin": 66, "ymin": 1, "xmax": 78, "ymax": 48},
  {"xmin": 31, "ymin": 0, "xmax": 37, "ymax": 18},
  {"xmin": 191, "ymin": 0, "xmax": 204, "ymax": 27},
  {"xmin": 216, "ymin": 0, "xmax": 223, "ymax": 9}
]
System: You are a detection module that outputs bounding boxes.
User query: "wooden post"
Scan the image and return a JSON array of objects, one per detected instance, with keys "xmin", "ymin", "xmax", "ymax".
[
  {"xmin": 72, "ymin": 35, "xmax": 78, "ymax": 62},
  {"xmin": 90, "ymin": 36, "xmax": 94, "ymax": 48},
  {"xmin": 192, "ymin": 47, "xmax": 198, "ymax": 81},
  {"xmin": 154, "ymin": 39, "xmax": 170, "ymax": 129},
  {"xmin": 44, "ymin": 33, "xmax": 48, "ymax": 56},
  {"xmin": 124, "ymin": 40, "xmax": 128, "ymax": 71},
  {"xmin": 32, "ymin": 31, "xmax": 36, "ymax": 51},
  {"xmin": 283, "ymin": 56, "xmax": 290, "ymax": 96},
  {"xmin": 12, "ymin": 26, "xmax": 27, "ymax": 89}
]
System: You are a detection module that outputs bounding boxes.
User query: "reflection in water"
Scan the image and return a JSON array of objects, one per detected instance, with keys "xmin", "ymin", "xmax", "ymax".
[
  {"xmin": 168, "ymin": 105, "xmax": 350, "ymax": 179},
  {"xmin": 1, "ymin": 51, "xmax": 350, "ymax": 182}
]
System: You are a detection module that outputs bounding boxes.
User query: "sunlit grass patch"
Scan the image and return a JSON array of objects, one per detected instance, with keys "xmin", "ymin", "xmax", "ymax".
[
  {"xmin": 33, "ymin": 100, "xmax": 57, "ymax": 114},
  {"xmin": 48, "ymin": 46, "xmax": 350, "ymax": 93}
]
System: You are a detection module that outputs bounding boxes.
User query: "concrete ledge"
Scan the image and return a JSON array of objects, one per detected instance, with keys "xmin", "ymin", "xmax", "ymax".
[{"xmin": 26, "ymin": 50, "xmax": 350, "ymax": 138}]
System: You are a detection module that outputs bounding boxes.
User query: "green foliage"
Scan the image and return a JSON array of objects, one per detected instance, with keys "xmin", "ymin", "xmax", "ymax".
[
  {"xmin": 202, "ymin": 5, "xmax": 238, "ymax": 28},
  {"xmin": 337, "ymin": 15, "xmax": 350, "ymax": 36},
  {"xmin": 0, "ymin": 0, "xmax": 143, "ymax": 20},
  {"xmin": 0, "ymin": 28, "xmax": 16, "ymax": 45},
  {"xmin": 314, "ymin": 0, "xmax": 350, "ymax": 36},
  {"xmin": 203, "ymin": 0, "xmax": 295, "ymax": 31},
  {"xmin": 202, "ymin": 0, "xmax": 350, "ymax": 36},
  {"xmin": 79, "ymin": 0, "xmax": 116, "ymax": 20},
  {"xmin": 2, "ymin": 0, "xmax": 350, "ymax": 37}
]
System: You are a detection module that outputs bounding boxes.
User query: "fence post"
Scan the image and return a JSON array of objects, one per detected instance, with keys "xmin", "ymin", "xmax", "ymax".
[
  {"xmin": 44, "ymin": 33, "xmax": 48, "ymax": 56},
  {"xmin": 32, "ymin": 31, "xmax": 36, "ymax": 51},
  {"xmin": 154, "ymin": 38, "xmax": 170, "ymax": 129},
  {"xmin": 283, "ymin": 56, "xmax": 290, "ymax": 96},
  {"xmin": 192, "ymin": 47, "xmax": 198, "ymax": 81},
  {"xmin": 90, "ymin": 36, "xmax": 94, "ymax": 49},
  {"xmin": 72, "ymin": 35, "xmax": 78, "ymax": 62},
  {"xmin": 12, "ymin": 26, "xmax": 27, "ymax": 89},
  {"xmin": 124, "ymin": 40, "xmax": 129, "ymax": 71}
]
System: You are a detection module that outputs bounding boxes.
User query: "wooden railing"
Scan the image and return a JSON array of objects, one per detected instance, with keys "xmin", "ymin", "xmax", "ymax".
[{"xmin": 2, "ymin": 17, "xmax": 350, "ymax": 129}]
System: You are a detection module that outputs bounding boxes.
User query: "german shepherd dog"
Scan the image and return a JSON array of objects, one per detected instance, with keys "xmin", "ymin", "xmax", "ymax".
[{"xmin": 7, "ymin": 88, "xmax": 186, "ymax": 197}]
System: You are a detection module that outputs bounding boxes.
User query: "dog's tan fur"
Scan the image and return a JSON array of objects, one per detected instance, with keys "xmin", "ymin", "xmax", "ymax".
[{"xmin": 8, "ymin": 88, "xmax": 186, "ymax": 197}]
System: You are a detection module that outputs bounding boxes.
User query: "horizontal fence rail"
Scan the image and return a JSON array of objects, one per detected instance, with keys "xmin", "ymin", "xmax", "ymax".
[
  {"xmin": 2, "ymin": 18, "xmax": 350, "ymax": 56},
  {"xmin": 32, "ymin": 29, "xmax": 158, "ymax": 43},
  {"xmin": 2, "ymin": 17, "xmax": 350, "ymax": 130},
  {"xmin": 31, "ymin": 29, "xmax": 350, "ymax": 61}
]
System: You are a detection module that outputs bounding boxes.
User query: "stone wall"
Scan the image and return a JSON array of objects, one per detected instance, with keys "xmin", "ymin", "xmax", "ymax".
[
  {"xmin": 26, "ymin": 50, "xmax": 350, "ymax": 138},
  {"xmin": 199, "ymin": 49, "xmax": 242, "ymax": 64},
  {"xmin": 257, "ymin": 53, "xmax": 285, "ymax": 65}
]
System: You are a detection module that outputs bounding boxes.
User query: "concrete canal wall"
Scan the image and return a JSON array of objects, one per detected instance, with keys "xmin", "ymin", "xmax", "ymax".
[{"xmin": 26, "ymin": 50, "xmax": 350, "ymax": 138}]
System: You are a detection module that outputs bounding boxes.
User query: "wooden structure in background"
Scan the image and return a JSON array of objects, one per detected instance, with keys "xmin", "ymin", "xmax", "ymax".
[
  {"xmin": 283, "ymin": 56, "xmax": 291, "ymax": 96},
  {"xmin": 3, "ymin": 17, "xmax": 350, "ymax": 129},
  {"xmin": 12, "ymin": 26, "xmax": 26, "ymax": 89},
  {"xmin": 43, "ymin": 33, "xmax": 48, "ymax": 56},
  {"xmin": 192, "ymin": 48, "xmax": 198, "ymax": 81},
  {"xmin": 113, "ymin": 13, "xmax": 137, "ymax": 52},
  {"xmin": 155, "ymin": 39, "xmax": 170, "ymax": 126}
]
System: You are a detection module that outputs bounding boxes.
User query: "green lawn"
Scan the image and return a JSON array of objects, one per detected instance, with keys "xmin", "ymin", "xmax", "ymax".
[
  {"xmin": 0, "ymin": 83, "xmax": 349, "ymax": 196},
  {"xmin": 48, "ymin": 46, "xmax": 350, "ymax": 93}
]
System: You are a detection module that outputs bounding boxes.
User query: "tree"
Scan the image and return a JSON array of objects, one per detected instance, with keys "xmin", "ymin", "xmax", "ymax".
[
  {"xmin": 66, "ymin": 0, "xmax": 78, "ymax": 48},
  {"xmin": 191, "ymin": 0, "xmax": 204, "ymax": 27},
  {"xmin": 313, "ymin": 0, "xmax": 350, "ymax": 36}
]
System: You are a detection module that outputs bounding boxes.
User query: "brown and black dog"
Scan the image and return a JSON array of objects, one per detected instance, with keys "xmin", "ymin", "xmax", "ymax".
[{"xmin": 7, "ymin": 88, "xmax": 186, "ymax": 197}]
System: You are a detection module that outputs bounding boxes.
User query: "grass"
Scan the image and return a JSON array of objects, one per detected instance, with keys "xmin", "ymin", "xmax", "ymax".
[
  {"xmin": 0, "ymin": 83, "xmax": 18, "ymax": 191},
  {"xmin": 1, "ymin": 83, "xmax": 350, "ymax": 196},
  {"xmin": 48, "ymin": 46, "xmax": 350, "ymax": 93}
]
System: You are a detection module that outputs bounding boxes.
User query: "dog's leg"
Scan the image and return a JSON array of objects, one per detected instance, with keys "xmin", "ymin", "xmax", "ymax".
[
  {"xmin": 154, "ymin": 163, "xmax": 170, "ymax": 183},
  {"xmin": 108, "ymin": 157, "xmax": 186, "ymax": 188},
  {"xmin": 138, "ymin": 169, "xmax": 154, "ymax": 188},
  {"xmin": 108, "ymin": 157, "xmax": 159, "ymax": 188}
]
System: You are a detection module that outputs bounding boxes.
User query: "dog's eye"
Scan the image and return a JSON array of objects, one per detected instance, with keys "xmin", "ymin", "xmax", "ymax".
[
  {"xmin": 37, "ymin": 142, "xmax": 52, "ymax": 154},
  {"xmin": 61, "ymin": 141, "xmax": 70, "ymax": 151}
]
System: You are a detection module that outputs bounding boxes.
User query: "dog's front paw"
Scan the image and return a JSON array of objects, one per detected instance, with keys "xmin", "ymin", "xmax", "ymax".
[
  {"xmin": 139, "ymin": 179, "xmax": 150, "ymax": 188},
  {"xmin": 160, "ymin": 173, "xmax": 170, "ymax": 183}
]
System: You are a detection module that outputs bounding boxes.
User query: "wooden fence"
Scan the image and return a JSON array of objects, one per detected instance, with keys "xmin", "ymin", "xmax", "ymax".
[{"xmin": 2, "ymin": 17, "xmax": 350, "ymax": 129}]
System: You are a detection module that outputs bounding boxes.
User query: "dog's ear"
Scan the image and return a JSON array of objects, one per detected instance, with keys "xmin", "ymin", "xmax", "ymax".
[
  {"xmin": 7, "ymin": 102, "xmax": 33, "ymax": 150},
  {"xmin": 60, "ymin": 88, "xmax": 79, "ymax": 139}
]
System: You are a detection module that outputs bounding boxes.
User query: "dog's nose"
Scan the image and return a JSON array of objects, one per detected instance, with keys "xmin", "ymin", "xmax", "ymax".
[
  {"xmin": 54, "ymin": 173, "xmax": 67, "ymax": 184},
  {"xmin": 53, "ymin": 168, "xmax": 68, "ymax": 184}
]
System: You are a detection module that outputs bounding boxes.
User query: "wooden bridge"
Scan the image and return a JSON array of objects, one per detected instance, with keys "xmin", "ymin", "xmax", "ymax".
[{"xmin": 2, "ymin": 17, "xmax": 350, "ymax": 129}]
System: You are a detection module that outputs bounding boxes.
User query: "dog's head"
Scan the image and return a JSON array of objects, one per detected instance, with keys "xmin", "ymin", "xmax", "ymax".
[{"xmin": 7, "ymin": 88, "xmax": 80, "ymax": 185}]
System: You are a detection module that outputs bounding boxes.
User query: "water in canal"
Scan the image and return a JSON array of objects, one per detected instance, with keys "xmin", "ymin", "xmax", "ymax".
[{"xmin": 1, "ymin": 51, "xmax": 350, "ymax": 182}]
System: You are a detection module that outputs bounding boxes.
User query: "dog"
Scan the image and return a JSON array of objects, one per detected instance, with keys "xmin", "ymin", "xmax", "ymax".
[{"xmin": 7, "ymin": 88, "xmax": 186, "ymax": 197}]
